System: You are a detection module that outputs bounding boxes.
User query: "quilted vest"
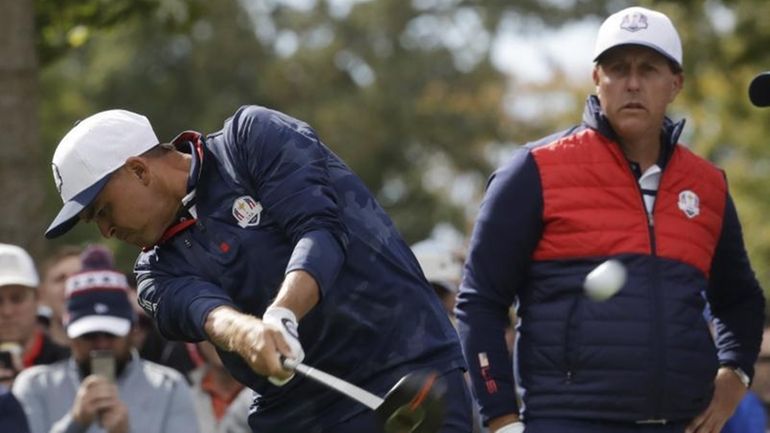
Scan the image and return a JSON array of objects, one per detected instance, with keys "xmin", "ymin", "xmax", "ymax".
[{"xmin": 531, "ymin": 129, "xmax": 726, "ymax": 275}]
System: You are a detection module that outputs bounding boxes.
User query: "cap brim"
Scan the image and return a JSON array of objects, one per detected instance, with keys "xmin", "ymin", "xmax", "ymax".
[
  {"xmin": 594, "ymin": 42, "xmax": 681, "ymax": 68},
  {"xmin": 0, "ymin": 277, "xmax": 37, "ymax": 288},
  {"xmin": 67, "ymin": 315, "xmax": 131, "ymax": 339},
  {"xmin": 45, "ymin": 174, "xmax": 111, "ymax": 239}
]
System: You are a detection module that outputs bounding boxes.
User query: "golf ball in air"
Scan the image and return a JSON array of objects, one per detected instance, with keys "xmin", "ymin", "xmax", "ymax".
[{"xmin": 583, "ymin": 259, "xmax": 627, "ymax": 301}]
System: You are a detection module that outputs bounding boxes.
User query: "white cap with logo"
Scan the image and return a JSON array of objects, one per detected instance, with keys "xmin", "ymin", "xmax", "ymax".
[
  {"xmin": 46, "ymin": 110, "xmax": 159, "ymax": 239},
  {"xmin": 593, "ymin": 6, "xmax": 682, "ymax": 68},
  {"xmin": 0, "ymin": 244, "xmax": 39, "ymax": 288}
]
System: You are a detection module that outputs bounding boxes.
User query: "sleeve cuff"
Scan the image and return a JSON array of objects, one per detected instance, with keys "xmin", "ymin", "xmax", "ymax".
[
  {"xmin": 187, "ymin": 297, "xmax": 237, "ymax": 341},
  {"xmin": 719, "ymin": 354, "xmax": 755, "ymax": 381},
  {"xmin": 285, "ymin": 230, "xmax": 345, "ymax": 297},
  {"xmin": 721, "ymin": 360, "xmax": 752, "ymax": 386}
]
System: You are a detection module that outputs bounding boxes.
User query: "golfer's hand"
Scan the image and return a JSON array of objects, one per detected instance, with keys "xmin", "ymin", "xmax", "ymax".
[
  {"xmin": 495, "ymin": 422, "xmax": 525, "ymax": 433},
  {"xmin": 205, "ymin": 306, "xmax": 296, "ymax": 381},
  {"xmin": 490, "ymin": 414, "xmax": 523, "ymax": 433},
  {"xmin": 262, "ymin": 306, "xmax": 305, "ymax": 385},
  {"xmin": 685, "ymin": 367, "xmax": 747, "ymax": 433}
]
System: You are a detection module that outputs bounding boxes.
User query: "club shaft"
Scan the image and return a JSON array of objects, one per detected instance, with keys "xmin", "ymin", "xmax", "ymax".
[{"xmin": 293, "ymin": 362, "xmax": 384, "ymax": 410}]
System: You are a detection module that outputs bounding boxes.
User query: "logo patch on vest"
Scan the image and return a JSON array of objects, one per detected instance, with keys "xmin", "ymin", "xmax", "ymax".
[
  {"xmin": 232, "ymin": 196, "xmax": 263, "ymax": 228},
  {"xmin": 678, "ymin": 190, "xmax": 700, "ymax": 218}
]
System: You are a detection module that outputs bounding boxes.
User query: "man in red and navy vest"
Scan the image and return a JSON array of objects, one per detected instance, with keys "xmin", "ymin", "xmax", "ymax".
[{"xmin": 457, "ymin": 6, "xmax": 765, "ymax": 433}]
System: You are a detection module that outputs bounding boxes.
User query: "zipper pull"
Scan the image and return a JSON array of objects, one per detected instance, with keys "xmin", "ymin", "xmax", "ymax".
[{"xmin": 647, "ymin": 212, "xmax": 654, "ymax": 227}]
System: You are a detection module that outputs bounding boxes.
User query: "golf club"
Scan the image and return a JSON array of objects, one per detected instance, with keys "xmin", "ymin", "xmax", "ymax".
[
  {"xmin": 282, "ymin": 358, "xmax": 446, "ymax": 433},
  {"xmin": 749, "ymin": 72, "xmax": 770, "ymax": 107}
]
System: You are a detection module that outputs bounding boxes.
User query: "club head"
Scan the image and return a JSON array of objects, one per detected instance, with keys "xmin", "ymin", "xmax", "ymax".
[
  {"xmin": 375, "ymin": 371, "xmax": 446, "ymax": 433},
  {"xmin": 749, "ymin": 72, "xmax": 770, "ymax": 107}
]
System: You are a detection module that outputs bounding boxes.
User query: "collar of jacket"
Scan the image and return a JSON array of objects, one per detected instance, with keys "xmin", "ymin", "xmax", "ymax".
[
  {"xmin": 141, "ymin": 132, "xmax": 205, "ymax": 252},
  {"xmin": 170, "ymin": 130, "xmax": 205, "ymax": 195},
  {"xmin": 581, "ymin": 95, "xmax": 686, "ymax": 169}
]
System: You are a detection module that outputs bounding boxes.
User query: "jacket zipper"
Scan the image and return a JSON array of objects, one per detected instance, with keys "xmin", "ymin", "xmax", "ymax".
[
  {"xmin": 563, "ymin": 297, "xmax": 581, "ymax": 383},
  {"xmin": 629, "ymin": 161, "xmax": 666, "ymax": 420}
]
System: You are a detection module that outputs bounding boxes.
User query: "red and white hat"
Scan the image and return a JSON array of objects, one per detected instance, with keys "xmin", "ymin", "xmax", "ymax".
[{"xmin": 64, "ymin": 245, "xmax": 135, "ymax": 338}]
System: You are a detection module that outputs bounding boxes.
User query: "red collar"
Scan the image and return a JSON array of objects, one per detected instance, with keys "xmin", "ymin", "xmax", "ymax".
[
  {"xmin": 158, "ymin": 218, "xmax": 197, "ymax": 245},
  {"xmin": 22, "ymin": 330, "xmax": 45, "ymax": 368}
]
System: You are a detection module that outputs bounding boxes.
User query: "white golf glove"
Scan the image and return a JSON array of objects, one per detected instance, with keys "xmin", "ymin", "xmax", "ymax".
[
  {"xmin": 262, "ymin": 306, "xmax": 304, "ymax": 386},
  {"xmin": 496, "ymin": 422, "xmax": 525, "ymax": 433}
]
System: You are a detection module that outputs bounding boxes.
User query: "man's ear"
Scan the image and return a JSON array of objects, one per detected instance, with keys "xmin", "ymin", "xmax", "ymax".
[
  {"xmin": 669, "ymin": 73, "xmax": 684, "ymax": 102},
  {"xmin": 124, "ymin": 157, "xmax": 150, "ymax": 185}
]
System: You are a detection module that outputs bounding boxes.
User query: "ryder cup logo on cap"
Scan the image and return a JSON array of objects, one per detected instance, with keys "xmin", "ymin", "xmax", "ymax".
[
  {"xmin": 65, "ymin": 270, "xmax": 134, "ymax": 339},
  {"xmin": 594, "ymin": 6, "xmax": 683, "ymax": 68},
  {"xmin": 45, "ymin": 109, "xmax": 160, "ymax": 239},
  {"xmin": 0, "ymin": 244, "xmax": 39, "ymax": 288}
]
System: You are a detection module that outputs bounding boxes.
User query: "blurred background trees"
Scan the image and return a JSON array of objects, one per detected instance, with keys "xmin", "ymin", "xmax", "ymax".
[{"xmin": 4, "ymin": 0, "xmax": 769, "ymax": 300}]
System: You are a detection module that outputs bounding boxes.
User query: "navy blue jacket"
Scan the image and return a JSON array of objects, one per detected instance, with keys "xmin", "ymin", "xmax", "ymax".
[
  {"xmin": 0, "ymin": 386, "xmax": 30, "ymax": 433},
  {"xmin": 135, "ymin": 106, "xmax": 464, "ymax": 432},
  {"xmin": 456, "ymin": 96, "xmax": 765, "ymax": 425}
]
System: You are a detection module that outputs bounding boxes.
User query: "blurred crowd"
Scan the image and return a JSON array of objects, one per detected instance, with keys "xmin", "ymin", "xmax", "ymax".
[
  {"xmin": 1, "ymin": 240, "xmax": 768, "ymax": 432},
  {"xmin": 0, "ymin": 243, "xmax": 250, "ymax": 433}
]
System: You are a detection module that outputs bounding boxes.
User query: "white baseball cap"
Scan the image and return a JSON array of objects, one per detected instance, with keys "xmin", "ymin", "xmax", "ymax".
[
  {"xmin": 46, "ymin": 110, "xmax": 159, "ymax": 238},
  {"xmin": 0, "ymin": 244, "xmax": 39, "ymax": 288},
  {"xmin": 593, "ymin": 6, "xmax": 682, "ymax": 69},
  {"xmin": 412, "ymin": 245, "xmax": 462, "ymax": 294}
]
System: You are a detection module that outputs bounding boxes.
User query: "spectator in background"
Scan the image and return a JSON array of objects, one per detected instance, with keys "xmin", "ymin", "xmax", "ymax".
[
  {"xmin": 745, "ymin": 326, "xmax": 770, "ymax": 430},
  {"xmin": 37, "ymin": 245, "xmax": 82, "ymax": 345},
  {"xmin": 0, "ymin": 244, "xmax": 69, "ymax": 387},
  {"xmin": 12, "ymin": 245, "xmax": 198, "ymax": 433},
  {"xmin": 412, "ymin": 240, "xmax": 464, "ymax": 320},
  {"xmin": 0, "ymin": 383, "xmax": 30, "ymax": 433},
  {"xmin": 189, "ymin": 341, "xmax": 252, "ymax": 433},
  {"xmin": 413, "ymin": 239, "xmax": 492, "ymax": 433},
  {"xmin": 721, "ymin": 389, "xmax": 766, "ymax": 433}
]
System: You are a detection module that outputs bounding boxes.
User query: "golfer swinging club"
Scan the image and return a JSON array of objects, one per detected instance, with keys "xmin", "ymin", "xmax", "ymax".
[{"xmin": 45, "ymin": 106, "xmax": 472, "ymax": 433}]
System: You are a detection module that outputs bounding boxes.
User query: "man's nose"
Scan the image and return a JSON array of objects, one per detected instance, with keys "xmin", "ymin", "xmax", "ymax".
[{"xmin": 626, "ymin": 69, "xmax": 642, "ymax": 91}]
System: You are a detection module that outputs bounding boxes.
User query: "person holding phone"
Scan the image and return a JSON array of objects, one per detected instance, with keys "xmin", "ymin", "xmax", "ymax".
[
  {"xmin": 12, "ymin": 245, "xmax": 199, "ymax": 433},
  {"xmin": 0, "ymin": 244, "xmax": 69, "ymax": 388}
]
